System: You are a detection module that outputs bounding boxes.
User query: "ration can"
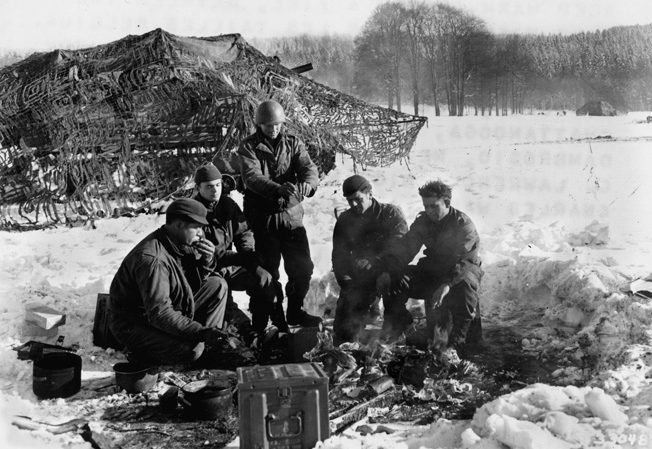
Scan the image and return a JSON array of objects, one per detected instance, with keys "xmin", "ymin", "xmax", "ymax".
[{"xmin": 237, "ymin": 363, "xmax": 329, "ymax": 449}]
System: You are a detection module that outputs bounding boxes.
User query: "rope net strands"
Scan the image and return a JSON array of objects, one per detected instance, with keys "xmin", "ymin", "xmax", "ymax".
[{"xmin": 0, "ymin": 29, "xmax": 426, "ymax": 230}]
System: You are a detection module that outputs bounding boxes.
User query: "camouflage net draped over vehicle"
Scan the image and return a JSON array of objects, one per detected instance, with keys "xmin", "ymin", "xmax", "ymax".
[{"xmin": 0, "ymin": 28, "xmax": 426, "ymax": 229}]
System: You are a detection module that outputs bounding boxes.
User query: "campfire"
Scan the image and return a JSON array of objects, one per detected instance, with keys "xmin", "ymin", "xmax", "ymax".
[{"xmin": 300, "ymin": 324, "xmax": 499, "ymax": 434}]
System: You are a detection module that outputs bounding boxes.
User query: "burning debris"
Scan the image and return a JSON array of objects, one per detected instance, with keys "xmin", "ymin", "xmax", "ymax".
[{"xmin": 300, "ymin": 325, "xmax": 511, "ymax": 433}]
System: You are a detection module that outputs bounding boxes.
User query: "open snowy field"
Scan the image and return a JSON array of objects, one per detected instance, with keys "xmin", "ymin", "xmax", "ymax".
[{"xmin": 1, "ymin": 109, "xmax": 652, "ymax": 448}]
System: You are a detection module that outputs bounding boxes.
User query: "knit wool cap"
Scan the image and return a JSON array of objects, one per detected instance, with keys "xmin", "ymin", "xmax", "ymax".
[
  {"xmin": 166, "ymin": 198, "xmax": 209, "ymax": 225},
  {"xmin": 342, "ymin": 174, "xmax": 371, "ymax": 196},
  {"xmin": 194, "ymin": 163, "xmax": 222, "ymax": 184}
]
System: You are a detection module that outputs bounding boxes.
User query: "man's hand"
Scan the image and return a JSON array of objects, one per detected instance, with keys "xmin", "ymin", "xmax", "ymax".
[
  {"xmin": 278, "ymin": 182, "xmax": 297, "ymax": 198},
  {"xmin": 376, "ymin": 272, "xmax": 391, "ymax": 296},
  {"xmin": 354, "ymin": 258, "xmax": 373, "ymax": 271},
  {"xmin": 338, "ymin": 274, "xmax": 353, "ymax": 289},
  {"xmin": 194, "ymin": 238, "xmax": 215, "ymax": 263},
  {"xmin": 431, "ymin": 283, "xmax": 451, "ymax": 310},
  {"xmin": 397, "ymin": 274, "xmax": 411, "ymax": 291},
  {"xmin": 297, "ymin": 182, "xmax": 312, "ymax": 197},
  {"xmin": 203, "ymin": 327, "xmax": 228, "ymax": 346},
  {"xmin": 254, "ymin": 266, "xmax": 273, "ymax": 288}
]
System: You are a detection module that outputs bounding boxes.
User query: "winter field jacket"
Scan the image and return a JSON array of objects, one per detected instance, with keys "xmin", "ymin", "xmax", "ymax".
[
  {"xmin": 384, "ymin": 207, "xmax": 483, "ymax": 289},
  {"xmin": 238, "ymin": 129, "xmax": 319, "ymax": 230},
  {"xmin": 109, "ymin": 226, "xmax": 214, "ymax": 342},
  {"xmin": 193, "ymin": 194, "xmax": 258, "ymax": 271},
  {"xmin": 332, "ymin": 199, "xmax": 408, "ymax": 284}
]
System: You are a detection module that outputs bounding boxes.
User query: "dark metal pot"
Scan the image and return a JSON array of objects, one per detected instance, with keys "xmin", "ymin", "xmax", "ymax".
[
  {"xmin": 33, "ymin": 352, "xmax": 82, "ymax": 399},
  {"xmin": 183, "ymin": 385, "xmax": 233, "ymax": 420},
  {"xmin": 113, "ymin": 362, "xmax": 158, "ymax": 394}
]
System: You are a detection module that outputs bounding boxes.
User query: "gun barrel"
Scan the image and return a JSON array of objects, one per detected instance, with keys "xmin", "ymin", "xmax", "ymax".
[{"xmin": 291, "ymin": 63, "xmax": 313, "ymax": 74}]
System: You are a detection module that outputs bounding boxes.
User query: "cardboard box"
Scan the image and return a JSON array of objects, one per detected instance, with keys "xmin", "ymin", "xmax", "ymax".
[{"xmin": 237, "ymin": 363, "xmax": 329, "ymax": 449}]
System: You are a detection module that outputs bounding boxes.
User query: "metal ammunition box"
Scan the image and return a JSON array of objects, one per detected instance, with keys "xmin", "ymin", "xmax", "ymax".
[{"xmin": 237, "ymin": 363, "xmax": 329, "ymax": 449}]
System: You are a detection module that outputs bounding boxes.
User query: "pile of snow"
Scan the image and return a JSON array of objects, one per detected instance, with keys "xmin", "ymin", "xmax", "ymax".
[{"xmin": 467, "ymin": 383, "xmax": 652, "ymax": 449}]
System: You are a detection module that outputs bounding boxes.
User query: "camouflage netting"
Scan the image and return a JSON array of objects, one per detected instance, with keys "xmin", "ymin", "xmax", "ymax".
[{"xmin": 0, "ymin": 28, "xmax": 426, "ymax": 230}]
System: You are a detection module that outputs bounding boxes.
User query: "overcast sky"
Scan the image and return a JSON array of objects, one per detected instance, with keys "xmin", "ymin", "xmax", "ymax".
[{"xmin": 1, "ymin": 0, "xmax": 652, "ymax": 51}]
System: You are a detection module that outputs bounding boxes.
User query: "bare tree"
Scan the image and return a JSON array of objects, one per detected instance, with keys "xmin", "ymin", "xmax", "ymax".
[
  {"xmin": 420, "ymin": 4, "xmax": 443, "ymax": 116},
  {"xmin": 430, "ymin": 4, "xmax": 489, "ymax": 116},
  {"xmin": 402, "ymin": 2, "xmax": 427, "ymax": 116},
  {"xmin": 353, "ymin": 2, "xmax": 405, "ymax": 110}
]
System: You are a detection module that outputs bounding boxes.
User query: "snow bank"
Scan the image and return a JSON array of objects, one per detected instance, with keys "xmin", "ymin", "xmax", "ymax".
[{"xmin": 468, "ymin": 383, "xmax": 652, "ymax": 449}]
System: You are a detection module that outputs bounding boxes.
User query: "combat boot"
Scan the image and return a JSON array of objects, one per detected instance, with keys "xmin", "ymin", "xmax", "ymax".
[{"xmin": 286, "ymin": 309, "xmax": 322, "ymax": 327}]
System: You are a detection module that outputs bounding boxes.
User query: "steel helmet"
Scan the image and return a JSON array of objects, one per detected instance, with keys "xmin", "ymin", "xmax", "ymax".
[{"xmin": 255, "ymin": 100, "xmax": 286, "ymax": 125}]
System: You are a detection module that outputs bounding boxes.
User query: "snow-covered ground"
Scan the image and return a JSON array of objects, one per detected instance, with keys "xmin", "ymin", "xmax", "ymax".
[{"xmin": 1, "ymin": 109, "xmax": 652, "ymax": 448}]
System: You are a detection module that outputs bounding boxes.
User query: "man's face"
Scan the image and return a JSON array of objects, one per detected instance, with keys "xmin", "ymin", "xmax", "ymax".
[
  {"xmin": 197, "ymin": 179, "xmax": 222, "ymax": 203},
  {"xmin": 422, "ymin": 196, "xmax": 449, "ymax": 223},
  {"xmin": 260, "ymin": 123, "xmax": 283, "ymax": 140},
  {"xmin": 346, "ymin": 190, "xmax": 373, "ymax": 215},
  {"xmin": 173, "ymin": 220, "xmax": 204, "ymax": 246}
]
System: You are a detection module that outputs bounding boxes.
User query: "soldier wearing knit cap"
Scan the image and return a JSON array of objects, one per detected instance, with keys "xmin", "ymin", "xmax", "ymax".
[
  {"xmin": 195, "ymin": 163, "xmax": 222, "ymax": 184},
  {"xmin": 342, "ymin": 174, "xmax": 371, "ymax": 197},
  {"xmin": 192, "ymin": 163, "xmax": 280, "ymax": 344},
  {"xmin": 331, "ymin": 175, "xmax": 408, "ymax": 344}
]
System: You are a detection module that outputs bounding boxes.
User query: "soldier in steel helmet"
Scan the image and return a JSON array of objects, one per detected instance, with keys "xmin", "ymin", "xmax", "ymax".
[{"xmin": 237, "ymin": 100, "xmax": 321, "ymax": 328}]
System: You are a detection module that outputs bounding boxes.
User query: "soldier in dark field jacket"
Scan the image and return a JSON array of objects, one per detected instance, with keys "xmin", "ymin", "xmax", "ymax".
[
  {"xmin": 332, "ymin": 175, "xmax": 408, "ymax": 343},
  {"xmin": 238, "ymin": 100, "xmax": 321, "ymax": 327},
  {"xmin": 192, "ymin": 163, "xmax": 278, "ymax": 340},
  {"xmin": 108, "ymin": 198, "xmax": 231, "ymax": 365},
  {"xmin": 377, "ymin": 180, "xmax": 483, "ymax": 354}
]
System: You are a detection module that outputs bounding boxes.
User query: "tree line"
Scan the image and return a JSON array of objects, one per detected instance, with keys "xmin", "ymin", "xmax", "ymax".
[
  {"xmin": 256, "ymin": 3, "xmax": 652, "ymax": 115},
  {"xmin": 3, "ymin": 6, "xmax": 651, "ymax": 115}
]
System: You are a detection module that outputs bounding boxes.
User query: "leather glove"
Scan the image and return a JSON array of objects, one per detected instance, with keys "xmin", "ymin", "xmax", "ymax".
[
  {"xmin": 354, "ymin": 258, "xmax": 373, "ymax": 271},
  {"xmin": 254, "ymin": 266, "xmax": 273, "ymax": 288},
  {"xmin": 278, "ymin": 182, "xmax": 297, "ymax": 198},
  {"xmin": 202, "ymin": 327, "xmax": 228, "ymax": 346},
  {"xmin": 398, "ymin": 274, "xmax": 411, "ymax": 291},
  {"xmin": 338, "ymin": 274, "xmax": 353, "ymax": 289}
]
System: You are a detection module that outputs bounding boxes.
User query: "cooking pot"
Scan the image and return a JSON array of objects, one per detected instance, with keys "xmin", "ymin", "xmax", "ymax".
[
  {"xmin": 182, "ymin": 384, "xmax": 233, "ymax": 420},
  {"xmin": 33, "ymin": 352, "xmax": 82, "ymax": 399},
  {"xmin": 113, "ymin": 362, "xmax": 158, "ymax": 394}
]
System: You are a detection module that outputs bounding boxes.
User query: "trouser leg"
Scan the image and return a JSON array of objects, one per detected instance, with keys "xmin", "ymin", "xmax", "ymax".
[
  {"xmin": 467, "ymin": 301, "xmax": 483, "ymax": 345},
  {"xmin": 270, "ymin": 281, "xmax": 289, "ymax": 332},
  {"xmin": 423, "ymin": 279, "xmax": 480, "ymax": 353},
  {"xmin": 250, "ymin": 225, "xmax": 283, "ymax": 329},
  {"xmin": 381, "ymin": 266, "xmax": 423, "ymax": 338},
  {"xmin": 219, "ymin": 265, "xmax": 275, "ymax": 337},
  {"xmin": 382, "ymin": 291, "xmax": 413, "ymax": 338},
  {"xmin": 115, "ymin": 325, "xmax": 205, "ymax": 365},
  {"xmin": 193, "ymin": 275, "xmax": 229, "ymax": 329},
  {"xmin": 445, "ymin": 281, "xmax": 481, "ymax": 350},
  {"xmin": 333, "ymin": 285, "xmax": 375, "ymax": 344},
  {"xmin": 282, "ymin": 226, "xmax": 314, "ymax": 315}
]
